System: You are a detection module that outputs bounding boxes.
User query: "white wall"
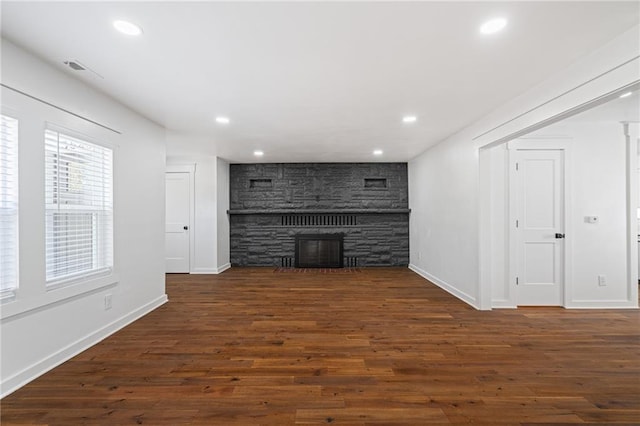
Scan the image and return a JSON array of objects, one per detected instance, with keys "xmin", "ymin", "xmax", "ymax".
[
  {"xmin": 192, "ymin": 157, "xmax": 217, "ymax": 273},
  {"xmin": 216, "ymin": 158, "xmax": 230, "ymax": 271},
  {"xmin": 0, "ymin": 39, "xmax": 167, "ymax": 396},
  {"xmin": 569, "ymin": 123, "xmax": 628, "ymax": 304},
  {"xmin": 529, "ymin": 122, "xmax": 628, "ymax": 305},
  {"xmin": 488, "ymin": 144, "xmax": 509, "ymax": 306},
  {"xmin": 409, "ymin": 25, "xmax": 639, "ymax": 309},
  {"xmin": 166, "ymin": 134, "xmax": 230, "ymax": 273},
  {"xmin": 408, "ymin": 136, "xmax": 480, "ymax": 306}
]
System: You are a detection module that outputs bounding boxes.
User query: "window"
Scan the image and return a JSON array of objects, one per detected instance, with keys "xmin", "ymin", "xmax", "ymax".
[
  {"xmin": 45, "ymin": 128, "xmax": 113, "ymax": 285},
  {"xmin": 0, "ymin": 115, "xmax": 19, "ymax": 298}
]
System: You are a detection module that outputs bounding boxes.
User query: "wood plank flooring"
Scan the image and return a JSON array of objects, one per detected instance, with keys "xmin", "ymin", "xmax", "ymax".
[{"xmin": 2, "ymin": 267, "xmax": 639, "ymax": 425}]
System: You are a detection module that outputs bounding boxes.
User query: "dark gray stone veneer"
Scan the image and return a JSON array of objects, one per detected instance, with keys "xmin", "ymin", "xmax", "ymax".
[{"xmin": 229, "ymin": 163, "xmax": 409, "ymax": 266}]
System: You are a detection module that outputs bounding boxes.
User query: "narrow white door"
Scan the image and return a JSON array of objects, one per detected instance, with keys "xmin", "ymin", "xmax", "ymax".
[
  {"xmin": 515, "ymin": 150, "xmax": 564, "ymax": 305},
  {"xmin": 165, "ymin": 172, "xmax": 191, "ymax": 273}
]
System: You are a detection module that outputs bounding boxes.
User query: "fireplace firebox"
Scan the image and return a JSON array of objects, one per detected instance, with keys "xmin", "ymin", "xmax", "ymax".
[{"xmin": 295, "ymin": 234, "xmax": 344, "ymax": 268}]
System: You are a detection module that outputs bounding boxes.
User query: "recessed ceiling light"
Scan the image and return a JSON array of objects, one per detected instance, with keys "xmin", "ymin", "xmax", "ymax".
[
  {"xmin": 402, "ymin": 116, "xmax": 417, "ymax": 123},
  {"xmin": 373, "ymin": 149, "xmax": 383, "ymax": 156},
  {"xmin": 619, "ymin": 91, "xmax": 633, "ymax": 98},
  {"xmin": 254, "ymin": 150, "xmax": 264, "ymax": 156},
  {"xmin": 215, "ymin": 116, "xmax": 230, "ymax": 124},
  {"xmin": 480, "ymin": 18, "xmax": 507, "ymax": 35},
  {"xmin": 113, "ymin": 20, "xmax": 143, "ymax": 36}
]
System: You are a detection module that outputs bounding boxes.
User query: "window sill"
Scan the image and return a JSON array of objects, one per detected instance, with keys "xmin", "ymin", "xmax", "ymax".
[{"xmin": 0, "ymin": 273, "xmax": 119, "ymax": 321}]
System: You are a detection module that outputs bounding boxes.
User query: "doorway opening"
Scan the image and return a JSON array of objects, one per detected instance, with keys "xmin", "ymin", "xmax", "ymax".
[
  {"xmin": 165, "ymin": 165, "xmax": 195, "ymax": 273},
  {"xmin": 480, "ymin": 85, "xmax": 639, "ymax": 309}
]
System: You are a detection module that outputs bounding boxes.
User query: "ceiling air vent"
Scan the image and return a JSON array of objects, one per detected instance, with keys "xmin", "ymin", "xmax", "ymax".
[
  {"xmin": 64, "ymin": 60, "xmax": 86, "ymax": 71},
  {"xmin": 63, "ymin": 60, "xmax": 103, "ymax": 79}
]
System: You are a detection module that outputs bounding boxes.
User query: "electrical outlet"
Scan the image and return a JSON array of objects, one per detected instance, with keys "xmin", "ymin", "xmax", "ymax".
[
  {"xmin": 598, "ymin": 275, "xmax": 606, "ymax": 287},
  {"xmin": 104, "ymin": 294, "xmax": 112, "ymax": 310},
  {"xmin": 418, "ymin": 251, "xmax": 422, "ymax": 260}
]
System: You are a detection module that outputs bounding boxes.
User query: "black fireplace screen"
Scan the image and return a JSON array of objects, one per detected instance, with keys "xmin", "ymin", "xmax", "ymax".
[{"xmin": 295, "ymin": 234, "xmax": 344, "ymax": 268}]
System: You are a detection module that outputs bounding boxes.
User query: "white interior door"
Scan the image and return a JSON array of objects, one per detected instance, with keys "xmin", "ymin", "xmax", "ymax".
[
  {"xmin": 165, "ymin": 172, "xmax": 191, "ymax": 273},
  {"xmin": 515, "ymin": 149, "xmax": 565, "ymax": 306}
]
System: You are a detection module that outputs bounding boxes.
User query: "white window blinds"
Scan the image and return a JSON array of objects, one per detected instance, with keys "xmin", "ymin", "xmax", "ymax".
[
  {"xmin": 45, "ymin": 129, "xmax": 113, "ymax": 285},
  {"xmin": 0, "ymin": 115, "xmax": 19, "ymax": 298}
]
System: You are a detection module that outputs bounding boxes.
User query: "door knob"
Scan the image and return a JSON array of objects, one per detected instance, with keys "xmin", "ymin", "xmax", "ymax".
[
  {"xmin": 555, "ymin": 233, "xmax": 565, "ymax": 239},
  {"xmin": 183, "ymin": 226, "xmax": 189, "ymax": 230}
]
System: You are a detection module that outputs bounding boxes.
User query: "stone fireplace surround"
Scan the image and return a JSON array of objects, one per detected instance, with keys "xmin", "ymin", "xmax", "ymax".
[{"xmin": 229, "ymin": 163, "xmax": 409, "ymax": 267}]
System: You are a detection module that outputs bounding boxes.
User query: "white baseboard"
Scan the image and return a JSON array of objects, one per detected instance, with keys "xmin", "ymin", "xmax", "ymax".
[
  {"xmin": 190, "ymin": 268, "xmax": 218, "ymax": 274},
  {"xmin": 491, "ymin": 300, "xmax": 517, "ymax": 309},
  {"xmin": 491, "ymin": 300, "xmax": 637, "ymax": 309},
  {"xmin": 408, "ymin": 264, "xmax": 478, "ymax": 309},
  {"xmin": 191, "ymin": 263, "xmax": 231, "ymax": 275},
  {"xmin": 216, "ymin": 263, "xmax": 231, "ymax": 274},
  {"xmin": 565, "ymin": 300, "xmax": 639, "ymax": 309},
  {"xmin": 0, "ymin": 294, "xmax": 168, "ymax": 398}
]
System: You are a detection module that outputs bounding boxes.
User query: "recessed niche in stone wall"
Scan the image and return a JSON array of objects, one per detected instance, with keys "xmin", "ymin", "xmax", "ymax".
[
  {"xmin": 249, "ymin": 178, "xmax": 273, "ymax": 189},
  {"xmin": 364, "ymin": 178, "xmax": 387, "ymax": 188}
]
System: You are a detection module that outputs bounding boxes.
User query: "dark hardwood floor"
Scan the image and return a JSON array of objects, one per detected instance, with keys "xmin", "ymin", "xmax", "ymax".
[{"xmin": 2, "ymin": 267, "xmax": 639, "ymax": 425}]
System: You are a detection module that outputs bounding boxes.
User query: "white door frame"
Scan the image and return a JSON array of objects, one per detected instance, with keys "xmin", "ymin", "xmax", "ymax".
[
  {"xmin": 166, "ymin": 164, "xmax": 195, "ymax": 274},
  {"xmin": 507, "ymin": 138, "xmax": 573, "ymax": 307},
  {"xmin": 624, "ymin": 123, "xmax": 639, "ymax": 304}
]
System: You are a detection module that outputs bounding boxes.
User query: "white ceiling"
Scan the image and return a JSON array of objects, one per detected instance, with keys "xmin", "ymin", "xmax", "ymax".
[{"xmin": 1, "ymin": 1, "xmax": 638, "ymax": 163}]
